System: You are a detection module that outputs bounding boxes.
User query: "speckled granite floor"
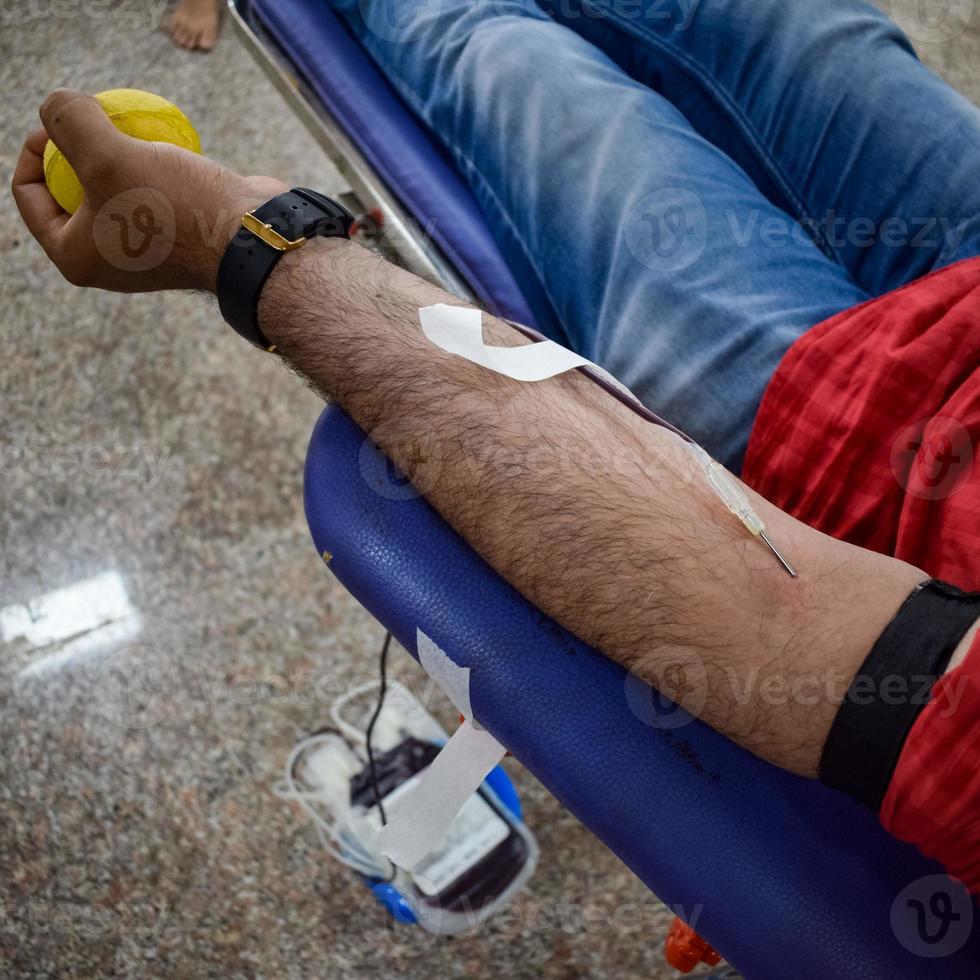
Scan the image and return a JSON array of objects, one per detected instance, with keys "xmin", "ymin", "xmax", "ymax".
[{"xmin": 0, "ymin": 2, "xmax": 977, "ymax": 979}]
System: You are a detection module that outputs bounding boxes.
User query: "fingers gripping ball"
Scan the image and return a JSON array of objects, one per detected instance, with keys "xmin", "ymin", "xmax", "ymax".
[{"xmin": 43, "ymin": 89, "xmax": 201, "ymax": 214}]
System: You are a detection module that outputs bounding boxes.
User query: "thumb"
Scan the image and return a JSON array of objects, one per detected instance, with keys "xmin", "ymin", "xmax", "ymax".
[{"xmin": 39, "ymin": 89, "xmax": 125, "ymax": 182}]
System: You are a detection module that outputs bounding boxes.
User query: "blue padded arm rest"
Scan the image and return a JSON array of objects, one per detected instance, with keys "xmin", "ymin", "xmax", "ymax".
[{"xmin": 304, "ymin": 406, "xmax": 980, "ymax": 978}]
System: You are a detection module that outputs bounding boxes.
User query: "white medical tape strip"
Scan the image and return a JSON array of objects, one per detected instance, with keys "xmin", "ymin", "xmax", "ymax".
[
  {"xmin": 417, "ymin": 626, "xmax": 475, "ymax": 723},
  {"xmin": 420, "ymin": 303, "xmax": 593, "ymax": 381},
  {"xmin": 378, "ymin": 719, "xmax": 506, "ymax": 869},
  {"xmin": 377, "ymin": 629, "xmax": 507, "ymax": 869}
]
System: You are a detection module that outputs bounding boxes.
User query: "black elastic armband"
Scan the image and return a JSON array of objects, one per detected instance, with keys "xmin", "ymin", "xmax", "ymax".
[{"xmin": 819, "ymin": 579, "xmax": 980, "ymax": 811}]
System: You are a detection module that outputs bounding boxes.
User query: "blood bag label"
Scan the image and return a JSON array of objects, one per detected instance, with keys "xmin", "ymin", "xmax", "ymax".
[{"xmin": 367, "ymin": 774, "xmax": 509, "ymax": 896}]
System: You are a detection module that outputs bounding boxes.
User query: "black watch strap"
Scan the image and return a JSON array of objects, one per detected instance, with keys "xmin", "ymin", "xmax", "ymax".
[
  {"xmin": 819, "ymin": 578, "xmax": 980, "ymax": 810},
  {"xmin": 217, "ymin": 188, "xmax": 353, "ymax": 350}
]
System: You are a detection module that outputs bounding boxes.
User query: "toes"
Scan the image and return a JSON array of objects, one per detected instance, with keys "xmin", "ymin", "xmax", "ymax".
[
  {"xmin": 167, "ymin": 5, "xmax": 219, "ymax": 52},
  {"xmin": 169, "ymin": 16, "xmax": 195, "ymax": 49}
]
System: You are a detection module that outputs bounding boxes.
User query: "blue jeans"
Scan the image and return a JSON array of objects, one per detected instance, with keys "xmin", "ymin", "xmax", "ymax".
[{"xmin": 329, "ymin": 0, "xmax": 980, "ymax": 470}]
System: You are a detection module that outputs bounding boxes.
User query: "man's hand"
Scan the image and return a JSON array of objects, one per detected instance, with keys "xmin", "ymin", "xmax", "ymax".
[{"xmin": 11, "ymin": 89, "xmax": 286, "ymax": 293}]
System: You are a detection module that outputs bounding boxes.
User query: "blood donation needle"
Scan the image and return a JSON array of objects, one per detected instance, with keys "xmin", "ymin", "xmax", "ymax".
[{"xmin": 760, "ymin": 530, "xmax": 798, "ymax": 577}]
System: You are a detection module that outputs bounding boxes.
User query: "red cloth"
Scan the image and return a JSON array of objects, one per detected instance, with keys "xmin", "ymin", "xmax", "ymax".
[
  {"xmin": 742, "ymin": 255, "xmax": 980, "ymax": 891},
  {"xmin": 879, "ymin": 642, "xmax": 980, "ymax": 892}
]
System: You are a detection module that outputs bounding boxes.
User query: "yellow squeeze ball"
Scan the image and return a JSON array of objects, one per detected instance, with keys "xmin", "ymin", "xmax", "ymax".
[{"xmin": 43, "ymin": 89, "xmax": 201, "ymax": 215}]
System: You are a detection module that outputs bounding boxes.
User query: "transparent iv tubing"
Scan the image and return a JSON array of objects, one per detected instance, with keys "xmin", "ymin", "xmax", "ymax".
[{"xmin": 504, "ymin": 320, "xmax": 798, "ymax": 577}]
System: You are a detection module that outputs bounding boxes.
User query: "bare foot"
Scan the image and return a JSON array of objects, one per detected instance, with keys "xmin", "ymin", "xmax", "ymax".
[{"xmin": 168, "ymin": 0, "xmax": 220, "ymax": 52}]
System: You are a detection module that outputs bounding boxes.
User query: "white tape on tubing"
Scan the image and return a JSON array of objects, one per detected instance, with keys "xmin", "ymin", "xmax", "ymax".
[{"xmin": 377, "ymin": 629, "xmax": 507, "ymax": 870}]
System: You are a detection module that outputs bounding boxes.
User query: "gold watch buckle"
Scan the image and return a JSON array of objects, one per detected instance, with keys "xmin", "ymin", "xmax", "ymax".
[{"xmin": 241, "ymin": 211, "xmax": 307, "ymax": 251}]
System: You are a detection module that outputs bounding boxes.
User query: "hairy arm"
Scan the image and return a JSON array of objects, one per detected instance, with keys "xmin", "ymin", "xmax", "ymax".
[
  {"xmin": 15, "ymin": 90, "xmax": 952, "ymax": 779},
  {"xmin": 258, "ymin": 236, "xmax": 926, "ymax": 775}
]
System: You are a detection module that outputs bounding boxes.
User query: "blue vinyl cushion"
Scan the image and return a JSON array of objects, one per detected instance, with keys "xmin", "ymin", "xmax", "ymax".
[
  {"xmin": 249, "ymin": 0, "xmax": 538, "ymax": 328},
  {"xmin": 304, "ymin": 406, "xmax": 980, "ymax": 978}
]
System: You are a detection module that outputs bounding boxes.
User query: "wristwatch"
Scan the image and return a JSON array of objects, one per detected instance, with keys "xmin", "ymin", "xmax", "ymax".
[{"xmin": 217, "ymin": 188, "xmax": 354, "ymax": 351}]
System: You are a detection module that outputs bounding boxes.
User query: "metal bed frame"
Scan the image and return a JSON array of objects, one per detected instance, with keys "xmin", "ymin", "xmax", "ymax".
[{"xmin": 226, "ymin": 0, "xmax": 477, "ymax": 303}]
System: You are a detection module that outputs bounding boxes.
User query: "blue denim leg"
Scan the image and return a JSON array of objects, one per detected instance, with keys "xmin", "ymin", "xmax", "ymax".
[
  {"xmin": 330, "ymin": 0, "xmax": 868, "ymax": 470},
  {"xmin": 540, "ymin": 0, "xmax": 980, "ymax": 294}
]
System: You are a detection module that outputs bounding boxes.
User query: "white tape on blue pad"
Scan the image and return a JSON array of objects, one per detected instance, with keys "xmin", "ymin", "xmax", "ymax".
[{"xmin": 377, "ymin": 629, "xmax": 508, "ymax": 870}]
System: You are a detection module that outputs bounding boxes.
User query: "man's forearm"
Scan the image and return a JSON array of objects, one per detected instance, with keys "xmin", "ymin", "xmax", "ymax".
[
  {"xmin": 258, "ymin": 238, "xmax": 926, "ymax": 777},
  {"xmin": 12, "ymin": 90, "xmax": 968, "ymax": 781}
]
